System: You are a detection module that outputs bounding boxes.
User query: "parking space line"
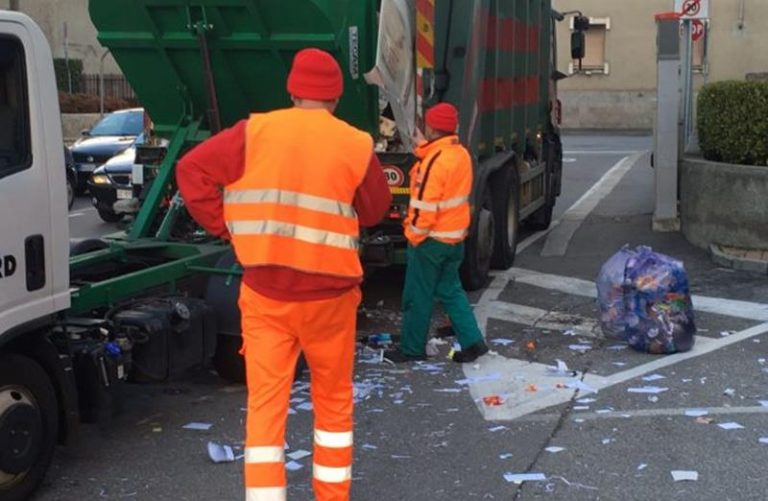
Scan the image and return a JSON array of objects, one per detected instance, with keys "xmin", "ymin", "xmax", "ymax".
[{"xmin": 517, "ymin": 405, "xmax": 768, "ymax": 423}]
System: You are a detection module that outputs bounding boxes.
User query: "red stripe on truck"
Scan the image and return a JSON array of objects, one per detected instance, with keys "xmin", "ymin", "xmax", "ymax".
[
  {"xmin": 478, "ymin": 76, "xmax": 540, "ymax": 112},
  {"xmin": 485, "ymin": 16, "xmax": 540, "ymax": 52}
]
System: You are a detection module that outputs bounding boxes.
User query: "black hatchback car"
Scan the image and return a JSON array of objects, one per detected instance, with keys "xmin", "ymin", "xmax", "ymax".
[{"xmin": 70, "ymin": 108, "xmax": 145, "ymax": 193}]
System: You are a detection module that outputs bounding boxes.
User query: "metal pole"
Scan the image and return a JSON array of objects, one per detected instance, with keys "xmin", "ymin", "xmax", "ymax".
[
  {"xmin": 679, "ymin": 20, "xmax": 692, "ymax": 155},
  {"xmin": 63, "ymin": 22, "xmax": 72, "ymax": 94},
  {"xmin": 99, "ymin": 49, "xmax": 110, "ymax": 117}
]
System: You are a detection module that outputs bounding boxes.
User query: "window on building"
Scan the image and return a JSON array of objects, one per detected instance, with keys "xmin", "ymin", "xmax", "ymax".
[
  {"xmin": 0, "ymin": 35, "xmax": 31, "ymax": 179},
  {"xmin": 569, "ymin": 17, "xmax": 610, "ymax": 75}
]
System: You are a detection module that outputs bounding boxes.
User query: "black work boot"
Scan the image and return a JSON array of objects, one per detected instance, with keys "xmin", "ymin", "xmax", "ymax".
[
  {"xmin": 451, "ymin": 340, "xmax": 489, "ymax": 363},
  {"xmin": 384, "ymin": 349, "xmax": 428, "ymax": 364}
]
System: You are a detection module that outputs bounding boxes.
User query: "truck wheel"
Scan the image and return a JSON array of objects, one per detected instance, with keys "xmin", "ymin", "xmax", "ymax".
[
  {"xmin": 97, "ymin": 209, "xmax": 123, "ymax": 223},
  {"xmin": 213, "ymin": 335, "xmax": 308, "ymax": 384},
  {"xmin": 0, "ymin": 353, "xmax": 59, "ymax": 501},
  {"xmin": 490, "ymin": 164, "xmax": 520, "ymax": 269},
  {"xmin": 461, "ymin": 184, "xmax": 494, "ymax": 291},
  {"xmin": 527, "ymin": 201, "xmax": 554, "ymax": 231}
]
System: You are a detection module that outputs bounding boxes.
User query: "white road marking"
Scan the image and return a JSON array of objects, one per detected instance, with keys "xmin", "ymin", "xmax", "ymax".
[
  {"xmin": 507, "ymin": 267, "xmax": 768, "ymax": 322},
  {"xmin": 541, "ymin": 151, "xmax": 647, "ymax": 257},
  {"xmin": 517, "ymin": 405, "xmax": 768, "ymax": 423},
  {"xmin": 562, "ymin": 150, "xmax": 643, "ymax": 155},
  {"xmin": 467, "ymin": 322, "xmax": 768, "ymax": 421},
  {"xmin": 486, "ymin": 301, "xmax": 599, "ymax": 337}
]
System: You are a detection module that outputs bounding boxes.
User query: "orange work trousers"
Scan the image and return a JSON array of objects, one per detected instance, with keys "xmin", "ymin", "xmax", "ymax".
[{"xmin": 239, "ymin": 283, "xmax": 361, "ymax": 501}]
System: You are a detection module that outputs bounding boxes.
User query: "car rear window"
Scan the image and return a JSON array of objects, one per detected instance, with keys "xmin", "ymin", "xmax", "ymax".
[{"xmin": 90, "ymin": 110, "xmax": 143, "ymax": 137}]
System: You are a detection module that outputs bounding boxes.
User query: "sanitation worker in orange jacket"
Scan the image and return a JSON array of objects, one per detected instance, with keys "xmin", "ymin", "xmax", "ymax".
[
  {"xmin": 385, "ymin": 103, "xmax": 489, "ymax": 364},
  {"xmin": 176, "ymin": 48, "xmax": 391, "ymax": 501}
]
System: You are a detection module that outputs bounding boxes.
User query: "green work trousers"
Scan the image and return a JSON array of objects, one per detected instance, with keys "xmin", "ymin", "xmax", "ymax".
[{"xmin": 400, "ymin": 238, "xmax": 483, "ymax": 356}]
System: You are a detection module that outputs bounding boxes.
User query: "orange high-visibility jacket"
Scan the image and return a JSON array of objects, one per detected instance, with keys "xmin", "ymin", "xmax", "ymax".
[
  {"xmin": 404, "ymin": 135, "xmax": 472, "ymax": 245},
  {"xmin": 223, "ymin": 107, "xmax": 373, "ymax": 278}
]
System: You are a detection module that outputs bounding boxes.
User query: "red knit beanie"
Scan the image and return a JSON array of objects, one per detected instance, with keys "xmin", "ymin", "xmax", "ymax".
[
  {"xmin": 287, "ymin": 48, "xmax": 343, "ymax": 101},
  {"xmin": 425, "ymin": 103, "xmax": 459, "ymax": 133}
]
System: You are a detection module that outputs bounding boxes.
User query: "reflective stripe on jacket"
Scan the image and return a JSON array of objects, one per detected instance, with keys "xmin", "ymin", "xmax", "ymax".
[
  {"xmin": 224, "ymin": 108, "xmax": 372, "ymax": 278},
  {"xmin": 404, "ymin": 135, "xmax": 472, "ymax": 245}
]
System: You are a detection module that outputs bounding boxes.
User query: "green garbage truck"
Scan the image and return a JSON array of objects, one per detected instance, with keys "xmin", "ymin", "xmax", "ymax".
[{"xmin": 0, "ymin": 2, "xmax": 584, "ymax": 498}]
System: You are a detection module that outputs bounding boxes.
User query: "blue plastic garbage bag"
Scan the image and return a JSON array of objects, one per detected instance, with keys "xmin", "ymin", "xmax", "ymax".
[
  {"xmin": 597, "ymin": 245, "xmax": 637, "ymax": 339},
  {"xmin": 597, "ymin": 246, "xmax": 696, "ymax": 354}
]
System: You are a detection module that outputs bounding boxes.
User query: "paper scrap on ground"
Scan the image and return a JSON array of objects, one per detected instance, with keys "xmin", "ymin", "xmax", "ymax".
[
  {"xmin": 491, "ymin": 338, "xmax": 515, "ymax": 346},
  {"xmin": 685, "ymin": 409, "xmax": 709, "ymax": 417},
  {"xmin": 297, "ymin": 402, "xmax": 314, "ymax": 411},
  {"xmin": 489, "ymin": 425, "xmax": 507, "ymax": 432},
  {"xmin": 671, "ymin": 470, "xmax": 698, "ymax": 482},
  {"xmin": 759, "ymin": 438, "xmax": 768, "ymax": 444},
  {"xmin": 286, "ymin": 461, "xmax": 304, "ymax": 472},
  {"xmin": 637, "ymin": 463, "xmax": 648, "ymax": 471},
  {"xmin": 546, "ymin": 359, "xmax": 575, "ymax": 377},
  {"xmin": 456, "ymin": 373, "xmax": 501, "ymax": 385},
  {"xmin": 434, "ymin": 388, "xmax": 462, "ymax": 393},
  {"xmin": 627, "ymin": 386, "xmax": 668, "ymax": 394},
  {"xmin": 568, "ymin": 344, "xmax": 592, "ymax": 353},
  {"xmin": 577, "ymin": 398, "xmax": 597, "ymax": 404},
  {"xmin": 207, "ymin": 442, "xmax": 235, "ymax": 463},
  {"xmin": 568, "ymin": 380, "xmax": 597, "ymax": 393},
  {"xmin": 723, "ymin": 388, "xmax": 736, "ymax": 397},
  {"xmin": 545, "ymin": 446, "xmax": 565, "ymax": 453},
  {"xmin": 717, "ymin": 422, "xmax": 744, "ymax": 430},
  {"xmin": 287, "ymin": 450, "xmax": 312, "ymax": 461},
  {"xmin": 504, "ymin": 473, "xmax": 547, "ymax": 484},
  {"xmin": 758, "ymin": 400, "xmax": 768, "ymax": 408},
  {"xmin": 642, "ymin": 374, "xmax": 666, "ymax": 382},
  {"xmin": 362, "ymin": 444, "xmax": 378, "ymax": 450},
  {"xmin": 607, "ymin": 344, "xmax": 628, "ymax": 351},
  {"xmin": 499, "ymin": 453, "xmax": 513, "ymax": 459},
  {"xmin": 183, "ymin": 422, "xmax": 213, "ymax": 431}
]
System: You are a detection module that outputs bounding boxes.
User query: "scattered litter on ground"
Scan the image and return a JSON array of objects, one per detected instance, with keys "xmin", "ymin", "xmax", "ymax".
[
  {"xmin": 759, "ymin": 438, "xmax": 768, "ymax": 445},
  {"xmin": 546, "ymin": 476, "xmax": 599, "ymax": 492},
  {"xmin": 483, "ymin": 395, "xmax": 505, "ymax": 406},
  {"xmin": 207, "ymin": 442, "xmax": 235, "ymax": 463},
  {"xmin": 504, "ymin": 473, "xmax": 547, "ymax": 484},
  {"xmin": 546, "ymin": 359, "xmax": 577, "ymax": 377},
  {"xmin": 562, "ymin": 329, "xmax": 577, "ymax": 337},
  {"xmin": 573, "ymin": 418, "xmax": 585, "ymax": 423},
  {"xmin": 671, "ymin": 470, "xmax": 698, "ymax": 482},
  {"xmin": 596, "ymin": 408, "xmax": 613, "ymax": 414},
  {"xmin": 717, "ymin": 422, "xmax": 744, "ymax": 430},
  {"xmin": 183, "ymin": 422, "xmax": 213, "ymax": 431},
  {"xmin": 607, "ymin": 344, "xmax": 628, "ymax": 351},
  {"xmin": 296, "ymin": 402, "xmax": 313, "ymax": 411},
  {"xmin": 601, "ymin": 438, "xmax": 614, "ymax": 445},
  {"xmin": 152, "ymin": 427, "xmax": 162, "ymax": 433},
  {"xmin": 685, "ymin": 409, "xmax": 709, "ymax": 417},
  {"xmin": 627, "ymin": 386, "xmax": 668, "ymax": 394},
  {"xmin": 545, "ymin": 446, "xmax": 565, "ymax": 453},
  {"xmin": 526, "ymin": 341, "xmax": 537, "ymax": 351},
  {"xmin": 489, "ymin": 425, "xmax": 507, "ymax": 432},
  {"xmin": 286, "ymin": 461, "xmax": 304, "ymax": 472},
  {"xmin": 759, "ymin": 400, "xmax": 768, "ymax": 408},
  {"xmin": 491, "ymin": 338, "xmax": 515, "ymax": 346},
  {"xmin": 723, "ymin": 388, "xmax": 736, "ymax": 397},
  {"xmin": 637, "ymin": 464, "xmax": 648, "ymax": 471},
  {"xmin": 648, "ymin": 396, "xmax": 659, "ymax": 403},
  {"xmin": 641, "ymin": 374, "xmax": 666, "ymax": 382},
  {"xmin": 720, "ymin": 331, "xmax": 733, "ymax": 337},
  {"xmin": 499, "ymin": 453, "xmax": 513, "ymax": 459},
  {"xmin": 391, "ymin": 455, "xmax": 411, "ymax": 459},
  {"xmin": 434, "ymin": 388, "xmax": 462, "ymax": 393},
  {"xmin": 612, "ymin": 362, "xmax": 627, "ymax": 367},
  {"xmin": 568, "ymin": 344, "xmax": 592, "ymax": 353},
  {"xmin": 577, "ymin": 398, "xmax": 597, "ymax": 404},
  {"xmin": 362, "ymin": 444, "xmax": 377, "ymax": 450},
  {"xmin": 695, "ymin": 416, "xmax": 715, "ymax": 425},
  {"xmin": 287, "ymin": 450, "xmax": 312, "ymax": 461},
  {"xmin": 573, "ymin": 406, "xmax": 589, "ymax": 411},
  {"xmin": 525, "ymin": 384, "xmax": 538, "ymax": 393}
]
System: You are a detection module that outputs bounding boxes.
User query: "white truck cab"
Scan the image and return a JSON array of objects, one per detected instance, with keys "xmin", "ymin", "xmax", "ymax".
[
  {"xmin": 0, "ymin": 11, "xmax": 74, "ymax": 501},
  {"xmin": 0, "ymin": 11, "xmax": 70, "ymax": 337}
]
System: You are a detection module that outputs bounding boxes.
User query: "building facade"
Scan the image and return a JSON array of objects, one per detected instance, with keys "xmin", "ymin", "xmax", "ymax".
[
  {"xmin": 2, "ymin": 0, "xmax": 120, "ymax": 74},
  {"xmin": 554, "ymin": 0, "xmax": 768, "ymax": 129}
]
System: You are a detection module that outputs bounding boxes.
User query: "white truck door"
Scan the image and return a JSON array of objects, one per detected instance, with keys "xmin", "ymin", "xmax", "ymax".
[{"xmin": 0, "ymin": 13, "xmax": 70, "ymax": 338}]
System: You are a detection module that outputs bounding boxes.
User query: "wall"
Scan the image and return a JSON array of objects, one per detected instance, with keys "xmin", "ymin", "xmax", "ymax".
[
  {"xmin": 554, "ymin": 0, "xmax": 768, "ymax": 129},
  {"xmin": 2, "ymin": 0, "xmax": 120, "ymax": 74}
]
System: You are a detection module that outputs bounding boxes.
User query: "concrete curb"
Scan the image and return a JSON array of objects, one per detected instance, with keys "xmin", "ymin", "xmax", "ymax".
[{"xmin": 710, "ymin": 244, "xmax": 768, "ymax": 275}]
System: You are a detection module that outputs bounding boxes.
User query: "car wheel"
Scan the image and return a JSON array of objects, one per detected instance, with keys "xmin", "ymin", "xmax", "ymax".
[
  {"xmin": 97, "ymin": 209, "xmax": 123, "ymax": 223},
  {"xmin": 66, "ymin": 175, "xmax": 75, "ymax": 210}
]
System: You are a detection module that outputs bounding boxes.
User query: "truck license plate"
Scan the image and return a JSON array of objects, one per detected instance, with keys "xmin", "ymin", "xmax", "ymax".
[{"xmin": 117, "ymin": 189, "xmax": 133, "ymax": 200}]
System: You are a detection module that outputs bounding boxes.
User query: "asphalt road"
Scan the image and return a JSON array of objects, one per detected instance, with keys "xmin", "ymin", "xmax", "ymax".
[{"xmin": 39, "ymin": 135, "xmax": 768, "ymax": 501}]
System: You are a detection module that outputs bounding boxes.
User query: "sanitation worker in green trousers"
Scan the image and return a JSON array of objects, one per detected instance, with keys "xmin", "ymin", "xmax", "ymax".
[{"xmin": 385, "ymin": 103, "xmax": 489, "ymax": 364}]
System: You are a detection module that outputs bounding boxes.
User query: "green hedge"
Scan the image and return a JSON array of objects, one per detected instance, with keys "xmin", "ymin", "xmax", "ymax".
[
  {"xmin": 53, "ymin": 58, "xmax": 83, "ymax": 94},
  {"xmin": 697, "ymin": 80, "xmax": 768, "ymax": 166}
]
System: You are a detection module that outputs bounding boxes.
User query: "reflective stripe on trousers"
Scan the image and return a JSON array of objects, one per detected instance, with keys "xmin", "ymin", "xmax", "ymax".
[{"xmin": 246, "ymin": 487, "xmax": 287, "ymax": 501}]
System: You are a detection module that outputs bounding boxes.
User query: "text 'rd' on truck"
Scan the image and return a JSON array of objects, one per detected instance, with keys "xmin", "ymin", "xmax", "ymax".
[{"xmin": 0, "ymin": 2, "xmax": 587, "ymax": 499}]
